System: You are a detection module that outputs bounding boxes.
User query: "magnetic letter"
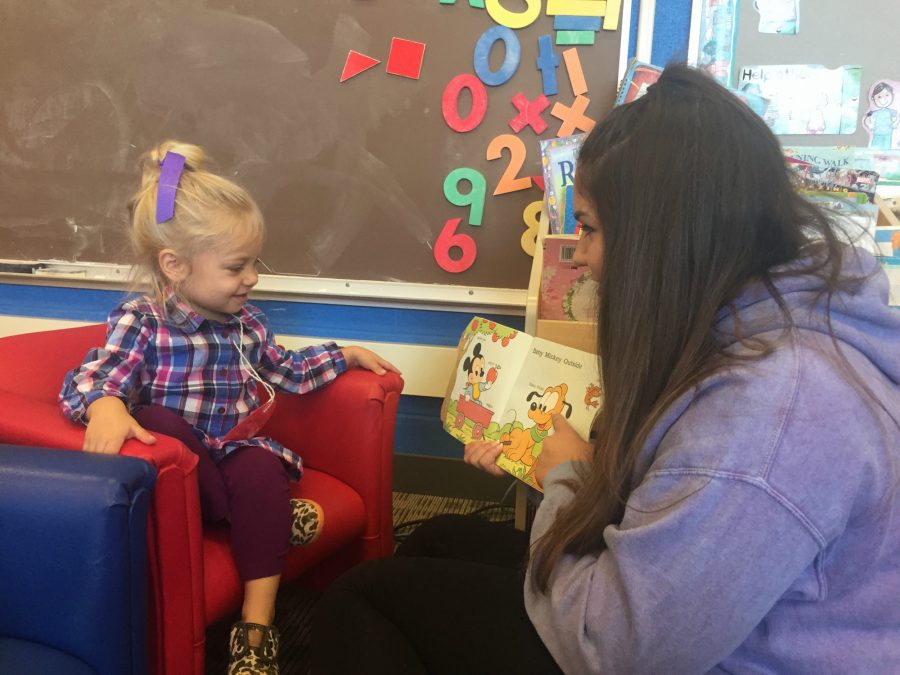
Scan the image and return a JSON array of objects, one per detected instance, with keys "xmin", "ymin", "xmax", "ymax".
[
  {"xmin": 551, "ymin": 95, "xmax": 596, "ymax": 136},
  {"xmin": 536, "ymin": 35, "xmax": 560, "ymax": 97},
  {"xmin": 562, "ymin": 48, "xmax": 588, "ymax": 96},
  {"xmin": 484, "ymin": 0, "xmax": 541, "ymax": 28},
  {"xmin": 509, "ymin": 92, "xmax": 549, "ymax": 134}
]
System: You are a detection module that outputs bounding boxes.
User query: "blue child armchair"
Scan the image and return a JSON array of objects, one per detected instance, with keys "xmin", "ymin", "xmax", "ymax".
[{"xmin": 0, "ymin": 444, "xmax": 156, "ymax": 675}]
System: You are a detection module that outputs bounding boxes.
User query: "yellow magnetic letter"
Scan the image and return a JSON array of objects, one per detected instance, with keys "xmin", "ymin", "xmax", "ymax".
[{"xmin": 485, "ymin": 0, "xmax": 541, "ymax": 29}]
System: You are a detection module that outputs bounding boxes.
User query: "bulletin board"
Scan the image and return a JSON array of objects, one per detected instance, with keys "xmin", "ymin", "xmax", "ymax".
[
  {"xmin": 694, "ymin": 0, "xmax": 898, "ymax": 149},
  {"xmin": 0, "ymin": 0, "xmax": 627, "ymax": 291}
]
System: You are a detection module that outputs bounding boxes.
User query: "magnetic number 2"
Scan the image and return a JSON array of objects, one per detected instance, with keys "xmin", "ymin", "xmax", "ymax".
[{"xmin": 486, "ymin": 134, "xmax": 532, "ymax": 195}]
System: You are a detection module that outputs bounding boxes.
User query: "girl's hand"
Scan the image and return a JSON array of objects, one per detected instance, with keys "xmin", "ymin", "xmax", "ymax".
[
  {"xmin": 463, "ymin": 440, "xmax": 506, "ymax": 477},
  {"xmin": 341, "ymin": 346, "xmax": 401, "ymax": 376},
  {"xmin": 83, "ymin": 396, "xmax": 156, "ymax": 455},
  {"xmin": 534, "ymin": 413, "xmax": 592, "ymax": 488}
]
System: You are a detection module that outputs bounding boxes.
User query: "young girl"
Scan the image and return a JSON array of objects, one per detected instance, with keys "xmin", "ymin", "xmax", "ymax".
[
  {"xmin": 59, "ymin": 141, "xmax": 398, "ymax": 675},
  {"xmin": 310, "ymin": 65, "xmax": 900, "ymax": 673}
]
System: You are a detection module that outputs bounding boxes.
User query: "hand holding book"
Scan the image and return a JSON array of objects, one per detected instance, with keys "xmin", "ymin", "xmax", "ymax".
[
  {"xmin": 442, "ymin": 317, "xmax": 601, "ymax": 490},
  {"xmin": 463, "ymin": 440, "xmax": 506, "ymax": 478},
  {"xmin": 532, "ymin": 413, "xmax": 593, "ymax": 488}
]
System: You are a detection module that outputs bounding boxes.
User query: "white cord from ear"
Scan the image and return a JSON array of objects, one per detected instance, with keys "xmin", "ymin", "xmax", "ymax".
[{"xmin": 232, "ymin": 318, "xmax": 276, "ymax": 403}]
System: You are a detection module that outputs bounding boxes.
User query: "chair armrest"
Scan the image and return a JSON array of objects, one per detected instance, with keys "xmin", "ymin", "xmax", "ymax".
[
  {"xmin": 0, "ymin": 444, "xmax": 156, "ymax": 675},
  {"xmin": 0, "ymin": 391, "xmax": 206, "ymax": 675},
  {"xmin": 264, "ymin": 369, "xmax": 404, "ymax": 557}
]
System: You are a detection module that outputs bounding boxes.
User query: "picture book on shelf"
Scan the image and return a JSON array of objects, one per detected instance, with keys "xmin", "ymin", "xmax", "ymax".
[
  {"xmin": 615, "ymin": 59, "xmax": 663, "ymax": 106},
  {"xmin": 540, "ymin": 234, "xmax": 598, "ymax": 321},
  {"xmin": 441, "ymin": 317, "xmax": 602, "ymax": 490},
  {"xmin": 540, "ymin": 134, "xmax": 586, "ymax": 235}
]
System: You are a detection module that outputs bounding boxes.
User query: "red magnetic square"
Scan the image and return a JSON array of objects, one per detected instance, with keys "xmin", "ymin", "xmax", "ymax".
[{"xmin": 386, "ymin": 37, "xmax": 426, "ymax": 79}]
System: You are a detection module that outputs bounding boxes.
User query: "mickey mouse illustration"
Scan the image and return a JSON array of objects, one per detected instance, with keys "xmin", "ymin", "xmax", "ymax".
[{"xmin": 461, "ymin": 343, "xmax": 498, "ymax": 402}]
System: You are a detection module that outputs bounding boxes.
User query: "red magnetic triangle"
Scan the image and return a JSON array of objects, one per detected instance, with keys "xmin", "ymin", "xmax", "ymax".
[{"xmin": 340, "ymin": 51, "xmax": 381, "ymax": 83}]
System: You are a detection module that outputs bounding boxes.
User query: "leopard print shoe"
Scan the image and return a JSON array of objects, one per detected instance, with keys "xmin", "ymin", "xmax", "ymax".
[
  {"xmin": 228, "ymin": 621, "xmax": 279, "ymax": 675},
  {"xmin": 289, "ymin": 498, "xmax": 324, "ymax": 545}
]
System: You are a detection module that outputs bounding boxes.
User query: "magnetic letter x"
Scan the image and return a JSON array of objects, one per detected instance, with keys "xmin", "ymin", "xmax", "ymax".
[
  {"xmin": 509, "ymin": 92, "xmax": 550, "ymax": 134},
  {"xmin": 551, "ymin": 94, "xmax": 596, "ymax": 136}
]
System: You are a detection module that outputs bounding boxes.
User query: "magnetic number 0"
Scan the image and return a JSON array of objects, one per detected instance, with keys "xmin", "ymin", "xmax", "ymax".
[{"xmin": 442, "ymin": 74, "xmax": 488, "ymax": 133}]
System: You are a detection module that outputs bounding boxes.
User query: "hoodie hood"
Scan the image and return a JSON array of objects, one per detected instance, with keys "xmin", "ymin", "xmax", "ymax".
[{"xmin": 715, "ymin": 245, "xmax": 900, "ymax": 386}]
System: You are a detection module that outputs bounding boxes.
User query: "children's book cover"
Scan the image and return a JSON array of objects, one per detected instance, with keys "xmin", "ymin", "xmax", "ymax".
[
  {"xmin": 615, "ymin": 59, "xmax": 662, "ymax": 106},
  {"xmin": 783, "ymin": 145, "xmax": 900, "ymax": 189},
  {"xmin": 540, "ymin": 134, "xmax": 586, "ymax": 235},
  {"xmin": 540, "ymin": 235, "xmax": 598, "ymax": 321},
  {"xmin": 441, "ymin": 317, "xmax": 602, "ymax": 490}
]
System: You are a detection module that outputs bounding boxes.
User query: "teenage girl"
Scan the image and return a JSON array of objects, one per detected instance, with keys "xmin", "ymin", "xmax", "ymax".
[
  {"xmin": 59, "ymin": 141, "xmax": 398, "ymax": 675},
  {"xmin": 310, "ymin": 65, "xmax": 900, "ymax": 674}
]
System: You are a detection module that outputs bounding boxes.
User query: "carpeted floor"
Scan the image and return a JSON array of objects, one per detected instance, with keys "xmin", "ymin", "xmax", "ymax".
[{"xmin": 204, "ymin": 491, "xmax": 515, "ymax": 675}]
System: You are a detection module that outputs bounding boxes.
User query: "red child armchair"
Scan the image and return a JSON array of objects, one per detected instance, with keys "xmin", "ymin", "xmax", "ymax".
[{"xmin": 0, "ymin": 323, "xmax": 403, "ymax": 675}]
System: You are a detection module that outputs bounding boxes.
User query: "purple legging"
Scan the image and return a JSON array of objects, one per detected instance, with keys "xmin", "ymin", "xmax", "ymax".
[{"xmin": 132, "ymin": 405, "xmax": 291, "ymax": 581}]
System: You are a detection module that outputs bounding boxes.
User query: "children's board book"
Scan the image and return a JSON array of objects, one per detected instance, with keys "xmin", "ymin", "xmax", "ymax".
[
  {"xmin": 540, "ymin": 134, "xmax": 586, "ymax": 235},
  {"xmin": 615, "ymin": 59, "xmax": 663, "ymax": 106},
  {"xmin": 441, "ymin": 317, "xmax": 602, "ymax": 491},
  {"xmin": 540, "ymin": 234, "xmax": 599, "ymax": 321}
]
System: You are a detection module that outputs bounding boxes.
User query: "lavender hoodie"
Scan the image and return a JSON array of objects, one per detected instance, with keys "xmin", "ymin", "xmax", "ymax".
[{"xmin": 525, "ymin": 248, "xmax": 900, "ymax": 674}]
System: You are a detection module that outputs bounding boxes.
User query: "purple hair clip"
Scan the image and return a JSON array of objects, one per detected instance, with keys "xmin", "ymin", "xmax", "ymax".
[{"xmin": 156, "ymin": 151, "xmax": 187, "ymax": 223}]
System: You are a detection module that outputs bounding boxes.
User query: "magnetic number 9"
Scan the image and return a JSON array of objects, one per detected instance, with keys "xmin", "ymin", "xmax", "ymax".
[{"xmin": 443, "ymin": 168, "xmax": 486, "ymax": 226}]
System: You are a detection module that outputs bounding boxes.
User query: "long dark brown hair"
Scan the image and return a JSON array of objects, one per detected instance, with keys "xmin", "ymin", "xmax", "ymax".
[{"xmin": 530, "ymin": 64, "xmax": 854, "ymax": 592}]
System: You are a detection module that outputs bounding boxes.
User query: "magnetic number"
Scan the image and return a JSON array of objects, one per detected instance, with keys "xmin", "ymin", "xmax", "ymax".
[
  {"xmin": 473, "ymin": 26, "xmax": 521, "ymax": 87},
  {"xmin": 442, "ymin": 74, "xmax": 488, "ymax": 133},
  {"xmin": 443, "ymin": 168, "xmax": 486, "ymax": 226},
  {"xmin": 434, "ymin": 218, "xmax": 477, "ymax": 273},
  {"xmin": 486, "ymin": 134, "xmax": 532, "ymax": 195},
  {"xmin": 521, "ymin": 200, "xmax": 542, "ymax": 256}
]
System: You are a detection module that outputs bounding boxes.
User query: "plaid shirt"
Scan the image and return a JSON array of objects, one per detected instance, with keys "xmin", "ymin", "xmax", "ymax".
[{"xmin": 59, "ymin": 291, "xmax": 347, "ymax": 476}]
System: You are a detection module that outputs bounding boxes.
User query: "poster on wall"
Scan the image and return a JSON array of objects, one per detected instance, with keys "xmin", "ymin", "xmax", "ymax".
[
  {"xmin": 690, "ymin": 0, "xmax": 741, "ymax": 86},
  {"xmin": 735, "ymin": 64, "xmax": 861, "ymax": 135},
  {"xmin": 753, "ymin": 0, "xmax": 799, "ymax": 35},
  {"xmin": 863, "ymin": 79, "xmax": 900, "ymax": 150}
]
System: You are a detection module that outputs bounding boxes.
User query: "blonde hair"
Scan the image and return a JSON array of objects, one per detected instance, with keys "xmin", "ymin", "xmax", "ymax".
[{"xmin": 128, "ymin": 140, "xmax": 265, "ymax": 307}]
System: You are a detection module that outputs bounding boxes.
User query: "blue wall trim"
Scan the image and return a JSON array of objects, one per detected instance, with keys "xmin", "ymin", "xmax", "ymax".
[{"xmin": 0, "ymin": 283, "xmax": 524, "ymax": 346}]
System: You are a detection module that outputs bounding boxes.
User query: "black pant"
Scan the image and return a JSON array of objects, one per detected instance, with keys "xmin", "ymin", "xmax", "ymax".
[{"xmin": 310, "ymin": 514, "xmax": 563, "ymax": 675}]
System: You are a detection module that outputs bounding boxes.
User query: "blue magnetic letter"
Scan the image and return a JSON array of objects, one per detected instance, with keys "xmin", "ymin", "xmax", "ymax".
[
  {"xmin": 536, "ymin": 34, "xmax": 559, "ymax": 97},
  {"xmin": 474, "ymin": 26, "xmax": 521, "ymax": 87},
  {"xmin": 559, "ymin": 160, "xmax": 575, "ymax": 187}
]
